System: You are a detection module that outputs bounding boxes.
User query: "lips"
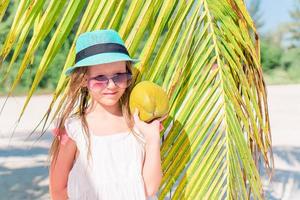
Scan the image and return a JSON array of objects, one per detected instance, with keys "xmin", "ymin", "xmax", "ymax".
[{"xmin": 103, "ymin": 92, "xmax": 117, "ymax": 95}]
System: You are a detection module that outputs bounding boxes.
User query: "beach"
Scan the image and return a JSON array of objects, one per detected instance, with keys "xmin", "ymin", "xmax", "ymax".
[{"xmin": 0, "ymin": 85, "xmax": 299, "ymax": 199}]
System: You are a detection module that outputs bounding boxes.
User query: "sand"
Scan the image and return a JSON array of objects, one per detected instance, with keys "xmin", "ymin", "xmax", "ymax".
[{"xmin": 0, "ymin": 84, "xmax": 299, "ymax": 199}]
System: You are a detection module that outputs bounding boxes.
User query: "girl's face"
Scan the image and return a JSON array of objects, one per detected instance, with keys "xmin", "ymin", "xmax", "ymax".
[{"xmin": 85, "ymin": 61, "xmax": 130, "ymax": 106}]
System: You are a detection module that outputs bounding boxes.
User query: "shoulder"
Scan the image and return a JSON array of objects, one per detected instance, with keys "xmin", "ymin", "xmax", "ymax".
[
  {"xmin": 64, "ymin": 115, "xmax": 82, "ymax": 141},
  {"xmin": 132, "ymin": 124, "xmax": 146, "ymax": 147},
  {"xmin": 130, "ymin": 125, "xmax": 147, "ymax": 163},
  {"xmin": 64, "ymin": 115, "xmax": 80, "ymax": 126}
]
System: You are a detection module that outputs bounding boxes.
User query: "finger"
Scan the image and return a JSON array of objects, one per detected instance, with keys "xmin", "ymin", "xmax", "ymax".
[
  {"xmin": 159, "ymin": 122, "xmax": 164, "ymax": 132},
  {"xmin": 133, "ymin": 108, "xmax": 140, "ymax": 121},
  {"xmin": 152, "ymin": 119, "xmax": 161, "ymax": 126},
  {"xmin": 158, "ymin": 114, "xmax": 168, "ymax": 122},
  {"xmin": 134, "ymin": 108, "xmax": 139, "ymax": 115}
]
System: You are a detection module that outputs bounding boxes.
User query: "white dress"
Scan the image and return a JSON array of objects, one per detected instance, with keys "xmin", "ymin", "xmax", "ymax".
[{"xmin": 63, "ymin": 116, "xmax": 159, "ymax": 200}]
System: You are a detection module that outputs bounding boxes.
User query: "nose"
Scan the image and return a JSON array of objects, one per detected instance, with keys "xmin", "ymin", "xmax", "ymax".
[{"xmin": 106, "ymin": 78, "xmax": 117, "ymax": 88}]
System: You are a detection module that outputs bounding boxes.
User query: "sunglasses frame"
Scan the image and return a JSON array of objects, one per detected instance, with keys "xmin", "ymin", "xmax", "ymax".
[{"xmin": 87, "ymin": 71, "xmax": 133, "ymax": 90}]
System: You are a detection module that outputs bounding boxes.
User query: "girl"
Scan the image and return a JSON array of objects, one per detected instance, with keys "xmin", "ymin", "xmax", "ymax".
[{"xmin": 48, "ymin": 29, "xmax": 166, "ymax": 200}]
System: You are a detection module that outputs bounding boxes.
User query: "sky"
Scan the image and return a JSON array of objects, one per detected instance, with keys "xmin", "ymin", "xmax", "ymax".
[{"xmin": 259, "ymin": 0, "xmax": 295, "ymax": 33}]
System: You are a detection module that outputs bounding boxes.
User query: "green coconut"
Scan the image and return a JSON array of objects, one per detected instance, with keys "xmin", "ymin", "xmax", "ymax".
[{"xmin": 129, "ymin": 81, "xmax": 169, "ymax": 122}]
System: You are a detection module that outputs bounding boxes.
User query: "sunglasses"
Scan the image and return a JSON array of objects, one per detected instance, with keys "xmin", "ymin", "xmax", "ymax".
[{"xmin": 87, "ymin": 71, "xmax": 132, "ymax": 90}]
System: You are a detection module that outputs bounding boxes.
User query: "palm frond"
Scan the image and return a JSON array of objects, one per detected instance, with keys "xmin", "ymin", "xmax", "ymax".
[{"xmin": 0, "ymin": 0, "xmax": 273, "ymax": 199}]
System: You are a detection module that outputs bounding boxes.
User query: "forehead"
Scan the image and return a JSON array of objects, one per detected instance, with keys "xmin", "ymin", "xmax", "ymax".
[{"xmin": 87, "ymin": 61, "xmax": 127, "ymax": 76}]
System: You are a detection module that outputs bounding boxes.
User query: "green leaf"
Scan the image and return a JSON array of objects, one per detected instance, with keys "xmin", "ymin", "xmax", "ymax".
[{"xmin": 0, "ymin": 0, "xmax": 273, "ymax": 199}]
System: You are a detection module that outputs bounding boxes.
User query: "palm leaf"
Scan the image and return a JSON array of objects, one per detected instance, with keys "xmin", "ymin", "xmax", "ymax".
[
  {"xmin": 0, "ymin": 0, "xmax": 45, "ymax": 68},
  {"xmin": 0, "ymin": 0, "xmax": 10, "ymax": 22},
  {"xmin": 0, "ymin": 0, "xmax": 273, "ymax": 199}
]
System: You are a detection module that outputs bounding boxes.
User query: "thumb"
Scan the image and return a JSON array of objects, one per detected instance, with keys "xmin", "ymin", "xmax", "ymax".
[
  {"xmin": 133, "ymin": 108, "xmax": 139, "ymax": 121},
  {"xmin": 152, "ymin": 119, "xmax": 164, "ymax": 131},
  {"xmin": 134, "ymin": 108, "xmax": 139, "ymax": 116}
]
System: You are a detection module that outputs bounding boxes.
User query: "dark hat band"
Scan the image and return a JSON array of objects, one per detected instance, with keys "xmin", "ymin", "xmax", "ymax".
[{"xmin": 75, "ymin": 43, "xmax": 130, "ymax": 63}]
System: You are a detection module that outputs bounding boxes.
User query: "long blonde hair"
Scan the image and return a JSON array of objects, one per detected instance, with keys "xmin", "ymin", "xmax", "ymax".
[{"xmin": 48, "ymin": 61, "xmax": 143, "ymax": 167}]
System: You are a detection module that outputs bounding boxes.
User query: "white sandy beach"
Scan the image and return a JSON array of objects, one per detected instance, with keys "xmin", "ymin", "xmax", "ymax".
[{"xmin": 0, "ymin": 85, "xmax": 299, "ymax": 199}]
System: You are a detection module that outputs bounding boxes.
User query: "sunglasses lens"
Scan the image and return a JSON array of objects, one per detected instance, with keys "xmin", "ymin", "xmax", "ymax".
[
  {"xmin": 113, "ymin": 73, "xmax": 132, "ymax": 88},
  {"xmin": 94, "ymin": 76, "xmax": 108, "ymax": 82},
  {"xmin": 88, "ymin": 80, "xmax": 106, "ymax": 90},
  {"xmin": 88, "ymin": 72, "xmax": 132, "ymax": 90}
]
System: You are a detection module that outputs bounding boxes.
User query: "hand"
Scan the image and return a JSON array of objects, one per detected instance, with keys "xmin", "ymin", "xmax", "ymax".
[{"xmin": 133, "ymin": 108, "xmax": 167, "ymax": 145}]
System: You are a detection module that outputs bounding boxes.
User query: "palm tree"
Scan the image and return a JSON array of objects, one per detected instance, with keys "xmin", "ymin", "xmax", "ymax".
[
  {"xmin": 288, "ymin": 0, "xmax": 300, "ymax": 47},
  {"xmin": 246, "ymin": 0, "xmax": 264, "ymax": 31},
  {"xmin": 0, "ymin": 0, "xmax": 273, "ymax": 199}
]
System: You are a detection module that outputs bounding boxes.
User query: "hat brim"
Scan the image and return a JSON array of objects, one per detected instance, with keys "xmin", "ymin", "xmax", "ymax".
[{"xmin": 64, "ymin": 52, "xmax": 140, "ymax": 76}]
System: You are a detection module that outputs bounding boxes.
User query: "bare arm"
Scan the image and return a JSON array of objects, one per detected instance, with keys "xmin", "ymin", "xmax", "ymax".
[
  {"xmin": 49, "ymin": 138, "xmax": 77, "ymax": 200},
  {"xmin": 142, "ymin": 139, "xmax": 163, "ymax": 197},
  {"xmin": 133, "ymin": 109, "xmax": 164, "ymax": 197}
]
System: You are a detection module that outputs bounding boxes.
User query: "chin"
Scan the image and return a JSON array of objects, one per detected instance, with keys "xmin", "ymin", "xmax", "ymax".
[
  {"xmin": 100, "ymin": 99, "xmax": 119, "ymax": 106},
  {"xmin": 99, "ymin": 94, "xmax": 121, "ymax": 106}
]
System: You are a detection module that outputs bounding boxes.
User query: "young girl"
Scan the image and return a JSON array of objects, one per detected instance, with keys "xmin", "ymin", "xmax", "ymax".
[{"xmin": 48, "ymin": 29, "xmax": 165, "ymax": 200}]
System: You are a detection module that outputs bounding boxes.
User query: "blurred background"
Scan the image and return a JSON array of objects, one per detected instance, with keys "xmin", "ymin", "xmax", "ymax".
[{"xmin": 0, "ymin": 0, "xmax": 299, "ymax": 199}]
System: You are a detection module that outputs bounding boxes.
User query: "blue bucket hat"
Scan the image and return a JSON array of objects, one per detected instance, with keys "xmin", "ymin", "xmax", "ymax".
[{"xmin": 64, "ymin": 29, "xmax": 140, "ymax": 76}]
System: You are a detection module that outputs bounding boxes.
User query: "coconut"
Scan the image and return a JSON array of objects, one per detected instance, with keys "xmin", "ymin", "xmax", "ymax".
[{"xmin": 129, "ymin": 81, "xmax": 169, "ymax": 122}]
